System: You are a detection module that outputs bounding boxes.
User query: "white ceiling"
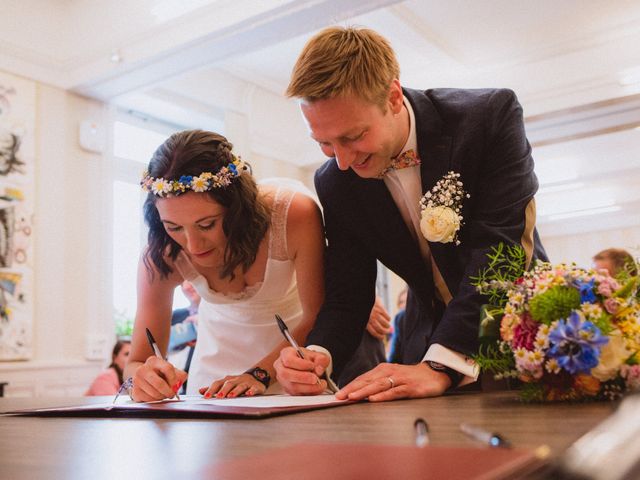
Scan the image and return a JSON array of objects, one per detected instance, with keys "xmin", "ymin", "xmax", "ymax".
[{"xmin": 1, "ymin": 0, "xmax": 639, "ymax": 236}]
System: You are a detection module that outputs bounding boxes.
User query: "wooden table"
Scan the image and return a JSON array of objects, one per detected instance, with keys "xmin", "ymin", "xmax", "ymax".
[{"xmin": 0, "ymin": 391, "xmax": 615, "ymax": 480}]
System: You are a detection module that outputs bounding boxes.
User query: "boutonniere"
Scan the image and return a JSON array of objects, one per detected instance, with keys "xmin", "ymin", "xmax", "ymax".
[{"xmin": 419, "ymin": 171, "xmax": 469, "ymax": 245}]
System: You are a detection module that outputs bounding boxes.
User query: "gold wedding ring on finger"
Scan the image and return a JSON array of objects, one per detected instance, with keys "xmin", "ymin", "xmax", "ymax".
[{"xmin": 387, "ymin": 376, "xmax": 395, "ymax": 389}]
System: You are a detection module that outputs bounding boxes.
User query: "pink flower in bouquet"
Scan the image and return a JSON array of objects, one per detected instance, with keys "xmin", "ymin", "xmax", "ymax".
[
  {"xmin": 604, "ymin": 297, "xmax": 622, "ymax": 315},
  {"xmin": 596, "ymin": 276, "xmax": 620, "ymax": 297},
  {"xmin": 621, "ymin": 364, "xmax": 640, "ymax": 390},
  {"xmin": 597, "ymin": 282, "xmax": 613, "ymax": 297},
  {"xmin": 511, "ymin": 313, "xmax": 538, "ymax": 350},
  {"xmin": 500, "ymin": 310, "xmax": 518, "ymax": 342}
]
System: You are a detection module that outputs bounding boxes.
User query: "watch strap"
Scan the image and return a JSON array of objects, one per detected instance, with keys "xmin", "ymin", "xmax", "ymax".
[
  {"xmin": 244, "ymin": 367, "xmax": 271, "ymax": 389},
  {"xmin": 425, "ymin": 360, "xmax": 464, "ymax": 390}
]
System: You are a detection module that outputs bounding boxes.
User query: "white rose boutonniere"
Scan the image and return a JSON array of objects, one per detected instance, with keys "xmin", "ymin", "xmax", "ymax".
[{"xmin": 419, "ymin": 171, "xmax": 469, "ymax": 245}]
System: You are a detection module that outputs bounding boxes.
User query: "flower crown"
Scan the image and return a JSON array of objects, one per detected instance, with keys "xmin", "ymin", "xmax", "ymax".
[{"xmin": 141, "ymin": 157, "xmax": 248, "ymax": 197}]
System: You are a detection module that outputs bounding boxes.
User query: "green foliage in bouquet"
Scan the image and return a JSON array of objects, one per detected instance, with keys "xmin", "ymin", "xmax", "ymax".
[
  {"xmin": 529, "ymin": 286, "xmax": 580, "ymax": 325},
  {"xmin": 470, "ymin": 243, "xmax": 527, "ymax": 306}
]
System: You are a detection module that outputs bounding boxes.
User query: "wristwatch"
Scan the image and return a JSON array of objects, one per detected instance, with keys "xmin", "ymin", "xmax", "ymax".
[
  {"xmin": 424, "ymin": 361, "xmax": 464, "ymax": 390},
  {"xmin": 244, "ymin": 367, "xmax": 271, "ymax": 389}
]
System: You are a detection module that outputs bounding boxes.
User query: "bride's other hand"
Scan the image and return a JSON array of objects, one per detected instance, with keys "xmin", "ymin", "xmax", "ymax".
[{"xmin": 200, "ymin": 373, "xmax": 267, "ymax": 399}]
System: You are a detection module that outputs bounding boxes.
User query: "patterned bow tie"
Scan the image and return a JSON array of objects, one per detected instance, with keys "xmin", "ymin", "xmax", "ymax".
[{"xmin": 379, "ymin": 149, "xmax": 421, "ymax": 178}]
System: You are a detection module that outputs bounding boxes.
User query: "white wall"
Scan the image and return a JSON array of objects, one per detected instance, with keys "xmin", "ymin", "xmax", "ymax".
[
  {"xmin": 0, "ymin": 77, "xmax": 111, "ymax": 396},
  {"xmin": 541, "ymin": 225, "xmax": 640, "ymax": 268}
]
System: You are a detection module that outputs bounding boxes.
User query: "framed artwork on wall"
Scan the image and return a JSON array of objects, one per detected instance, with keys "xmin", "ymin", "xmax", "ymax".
[{"xmin": 0, "ymin": 71, "xmax": 35, "ymax": 360}]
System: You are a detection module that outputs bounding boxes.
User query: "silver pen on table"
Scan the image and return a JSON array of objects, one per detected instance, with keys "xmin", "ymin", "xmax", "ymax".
[
  {"xmin": 414, "ymin": 418, "xmax": 430, "ymax": 447},
  {"xmin": 146, "ymin": 327, "xmax": 180, "ymax": 401},
  {"xmin": 275, "ymin": 314, "xmax": 322, "ymax": 386},
  {"xmin": 460, "ymin": 423, "xmax": 511, "ymax": 448}
]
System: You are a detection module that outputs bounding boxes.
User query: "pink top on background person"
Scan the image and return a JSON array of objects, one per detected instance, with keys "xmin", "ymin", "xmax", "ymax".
[
  {"xmin": 85, "ymin": 368, "xmax": 120, "ymax": 395},
  {"xmin": 85, "ymin": 339, "xmax": 131, "ymax": 396}
]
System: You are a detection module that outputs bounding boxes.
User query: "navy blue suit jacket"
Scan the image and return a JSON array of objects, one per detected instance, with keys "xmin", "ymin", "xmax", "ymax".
[{"xmin": 309, "ymin": 87, "xmax": 548, "ymax": 376}]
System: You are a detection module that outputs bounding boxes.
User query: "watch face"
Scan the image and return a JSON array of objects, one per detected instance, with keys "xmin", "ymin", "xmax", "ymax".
[{"xmin": 254, "ymin": 369, "xmax": 267, "ymax": 380}]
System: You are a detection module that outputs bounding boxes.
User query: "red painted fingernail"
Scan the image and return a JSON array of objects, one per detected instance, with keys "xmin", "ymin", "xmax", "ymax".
[
  {"xmin": 173, "ymin": 383, "xmax": 180, "ymax": 392},
  {"xmin": 228, "ymin": 392, "xmax": 236, "ymax": 398},
  {"xmin": 204, "ymin": 392, "xmax": 211, "ymax": 399},
  {"xmin": 246, "ymin": 390, "xmax": 254, "ymax": 396},
  {"xmin": 215, "ymin": 392, "xmax": 224, "ymax": 398}
]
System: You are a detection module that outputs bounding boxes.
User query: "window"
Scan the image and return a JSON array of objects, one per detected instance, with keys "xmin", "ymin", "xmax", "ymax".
[{"xmin": 111, "ymin": 115, "xmax": 189, "ymax": 336}]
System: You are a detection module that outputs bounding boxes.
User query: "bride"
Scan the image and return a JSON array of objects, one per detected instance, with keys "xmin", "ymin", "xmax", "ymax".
[{"xmin": 125, "ymin": 130, "xmax": 384, "ymax": 401}]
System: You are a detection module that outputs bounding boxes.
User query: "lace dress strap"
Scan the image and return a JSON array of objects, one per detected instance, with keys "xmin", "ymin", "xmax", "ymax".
[{"xmin": 268, "ymin": 187, "xmax": 295, "ymax": 261}]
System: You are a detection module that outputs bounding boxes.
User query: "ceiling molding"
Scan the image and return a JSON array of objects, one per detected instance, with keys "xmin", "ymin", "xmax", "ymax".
[
  {"xmin": 73, "ymin": 0, "xmax": 402, "ymax": 101},
  {"xmin": 526, "ymin": 93, "xmax": 640, "ymax": 147}
]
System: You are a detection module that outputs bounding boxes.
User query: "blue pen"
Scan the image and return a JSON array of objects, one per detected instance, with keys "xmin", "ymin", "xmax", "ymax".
[{"xmin": 460, "ymin": 423, "xmax": 511, "ymax": 448}]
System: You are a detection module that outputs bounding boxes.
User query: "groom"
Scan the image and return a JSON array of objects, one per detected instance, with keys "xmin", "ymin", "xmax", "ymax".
[{"xmin": 274, "ymin": 26, "xmax": 547, "ymax": 401}]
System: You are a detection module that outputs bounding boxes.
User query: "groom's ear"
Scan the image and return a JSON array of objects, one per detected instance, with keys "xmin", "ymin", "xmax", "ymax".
[{"xmin": 387, "ymin": 79, "xmax": 404, "ymax": 115}]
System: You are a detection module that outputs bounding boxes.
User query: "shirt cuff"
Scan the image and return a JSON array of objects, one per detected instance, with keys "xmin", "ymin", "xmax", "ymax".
[
  {"xmin": 423, "ymin": 344, "xmax": 479, "ymax": 387},
  {"xmin": 306, "ymin": 345, "xmax": 339, "ymax": 393}
]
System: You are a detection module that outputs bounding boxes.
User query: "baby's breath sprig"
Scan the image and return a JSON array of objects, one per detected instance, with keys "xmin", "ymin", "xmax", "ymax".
[{"xmin": 418, "ymin": 171, "xmax": 470, "ymax": 245}]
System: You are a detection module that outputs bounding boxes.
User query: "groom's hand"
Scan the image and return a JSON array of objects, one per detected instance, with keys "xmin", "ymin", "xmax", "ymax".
[
  {"xmin": 274, "ymin": 347, "xmax": 329, "ymax": 395},
  {"xmin": 336, "ymin": 362, "xmax": 451, "ymax": 402}
]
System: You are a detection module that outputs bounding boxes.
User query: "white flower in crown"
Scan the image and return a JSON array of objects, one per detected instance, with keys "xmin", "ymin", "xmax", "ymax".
[
  {"xmin": 419, "ymin": 171, "xmax": 469, "ymax": 245},
  {"xmin": 151, "ymin": 178, "xmax": 172, "ymax": 196},
  {"xmin": 191, "ymin": 174, "xmax": 210, "ymax": 192}
]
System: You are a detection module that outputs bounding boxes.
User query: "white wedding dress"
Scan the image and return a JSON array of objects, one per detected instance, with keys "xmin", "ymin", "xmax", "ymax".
[{"xmin": 175, "ymin": 187, "xmax": 302, "ymax": 394}]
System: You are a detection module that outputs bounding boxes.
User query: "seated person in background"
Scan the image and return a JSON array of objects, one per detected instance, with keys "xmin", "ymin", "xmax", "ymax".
[
  {"xmin": 593, "ymin": 248, "xmax": 637, "ymax": 277},
  {"xmin": 85, "ymin": 339, "xmax": 131, "ymax": 396},
  {"xmin": 170, "ymin": 280, "xmax": 201, "ymax": 327},
  {"xmin": 125, "ymin": 130, "xmax": 384, "ymax": 402}
]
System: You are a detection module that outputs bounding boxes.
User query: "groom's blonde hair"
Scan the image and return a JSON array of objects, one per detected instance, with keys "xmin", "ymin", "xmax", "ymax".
[{"xmin": 286, "ymin": 26, "xmax": 400, "ymax": 109}]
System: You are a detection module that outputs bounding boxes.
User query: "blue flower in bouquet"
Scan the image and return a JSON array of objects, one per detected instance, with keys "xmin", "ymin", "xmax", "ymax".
[
  {"xmin": 576, "ymin": 278, "xmax": 597, "ymax": 304},
  {"xmin": 547, "ymin": 311, "xmax": 608, "ymax": 375}
]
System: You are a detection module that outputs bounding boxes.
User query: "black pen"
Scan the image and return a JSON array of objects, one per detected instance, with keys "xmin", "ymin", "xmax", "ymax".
[
  {"xmin": 146, "ymin": 328, "xmax": 180, "ymax": 401},
  {"xmin": 275, "ymin": 314, "xmax": 322, "ymax": 386},
  {"xmin": 460, "ymin": 423, "xmax": 511, "ymax": 448},
  {"xmin": 414, "ymin": 418, "xmax": 430, "ymax": 447}
]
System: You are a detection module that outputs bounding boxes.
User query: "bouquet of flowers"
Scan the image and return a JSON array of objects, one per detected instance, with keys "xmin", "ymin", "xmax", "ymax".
[{"xmin": 472, "ymin": 244, "xmax": 640, "ymax": 402}]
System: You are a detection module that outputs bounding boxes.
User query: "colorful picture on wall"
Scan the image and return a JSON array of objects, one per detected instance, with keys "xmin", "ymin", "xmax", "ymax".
[{"xmin": 0, "ymin": 71, "xmax": 35, "ymax": 360}]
